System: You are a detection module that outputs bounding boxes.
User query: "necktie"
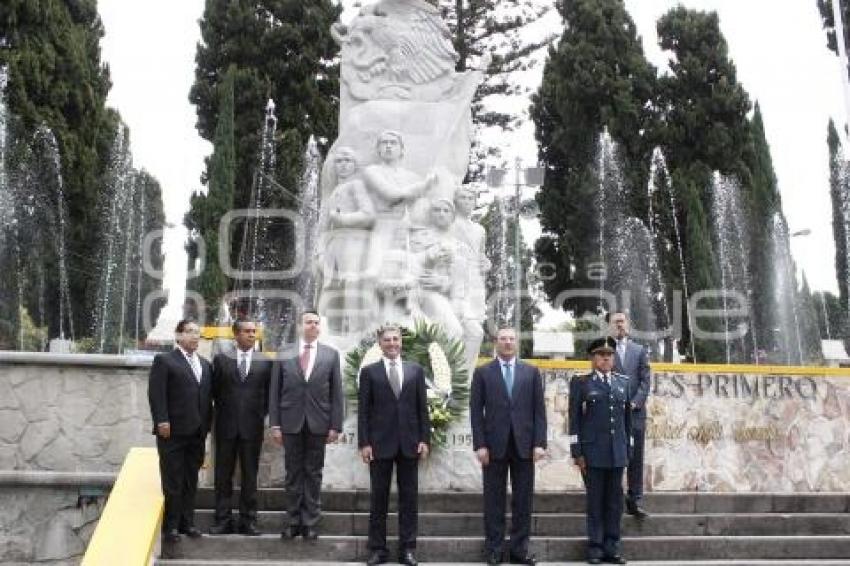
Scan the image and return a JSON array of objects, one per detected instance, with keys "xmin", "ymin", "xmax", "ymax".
[
  {"xmin": 238, "ymin": 354, "xmax": 248, "ymax": 382},
  {"xmin": 618, "ymin": 339, "xmax": 626, "ymax": 361},
  {"xmin": 602, "ymin": 372, "xmax": 609, "ymax": 385},
  {"xmin": 389, "ymin": 360, "xmax": 401, "ymax": 398},
  {"xmin": 300, "ymin": 344, "xmax": 311, "ymax": 375},
  {"xmin": 503, "ymin": 363, "xmax": 514, "ymax": 396}
]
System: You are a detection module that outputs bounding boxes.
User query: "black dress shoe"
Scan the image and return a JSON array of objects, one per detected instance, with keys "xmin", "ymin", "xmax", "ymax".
[
  {"xmin": 238, "ymin": 522, "xmax": 261, "ymax": 536},
  {"xmin": 625, "ymin": 501, "xmax": 649, "ymax": 519},
  {"xmin": 302, "ymin": 526, "xmax": 318, "ymax": 540},
  {"xmin": 586, "ymin": 558, "xmax": 602, "ymax": 565},
  {"xmin": 208, "ymin": 521, "xmax": 233, "ymax": 535},
  {"xmin": 366, "ymin": 551, "xmax": 388, "ymax": 565},
  {"xmin": 486, "ymin": 550, "xmax": 502, "ymax": 565},
  {"xmin": 398, "ymin": 550, "xmax": 418, "ymax": 565},
  {"xmin": 603, "ymin": 555, "xmax": 627, "ymax": 564},
  {"xmin": 162, "ymin": 529, "xmax": 181, "ymax": 543},
  {"xmin": 508, "ymin": 552, "xmax": 537, "ymax": 565},
  {"xmin": 179, "ymin": 525, "xmax": 203, "ymax": 538},
  {"xmin": 281, "ymin": 524, "xmax": 302, "ymax": 539}
]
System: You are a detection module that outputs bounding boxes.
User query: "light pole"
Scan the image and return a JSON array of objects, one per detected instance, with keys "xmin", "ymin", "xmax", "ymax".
[{"xmin": 487, "ymin": 159, "xmax": 545, "ymax": 337}]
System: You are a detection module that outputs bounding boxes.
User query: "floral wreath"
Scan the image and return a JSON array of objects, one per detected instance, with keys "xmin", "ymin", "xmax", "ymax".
[{"xmin": 343, "ymin": 320, "xmax": 469, "ymax": 448}]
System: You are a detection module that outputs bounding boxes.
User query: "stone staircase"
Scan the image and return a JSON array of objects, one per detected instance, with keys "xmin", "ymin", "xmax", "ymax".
[{"xmin": 155, "ymin": 489, "xmax": 850, "ymax": 565}]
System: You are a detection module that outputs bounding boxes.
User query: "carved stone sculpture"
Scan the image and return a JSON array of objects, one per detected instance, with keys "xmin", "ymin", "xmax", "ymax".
[{"xmin": 317, "ymin": 147, "xmax": 375, "ymax": 333}]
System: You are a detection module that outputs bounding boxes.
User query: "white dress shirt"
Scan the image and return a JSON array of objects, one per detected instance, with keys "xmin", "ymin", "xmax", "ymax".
[
  {"xmin": 299, "ymin": 340, "xmax": 318, "ymax": 380},
  {"xmin": 177, "ymin": 345, "xmax": 202, "ymax": 383}
]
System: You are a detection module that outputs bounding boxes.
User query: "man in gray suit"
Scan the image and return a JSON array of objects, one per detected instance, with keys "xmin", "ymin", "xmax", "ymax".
[
  {"xmin": 270, "ymin": 310, "xmax": 344, "ymax": 539},
  {"xmin": 609, "ymin": 312, "xmax": 651, "ymax": 519}
]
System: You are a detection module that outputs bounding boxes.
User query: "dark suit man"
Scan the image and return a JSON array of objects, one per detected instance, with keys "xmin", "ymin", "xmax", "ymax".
[
  {"xmin": 470, "ymin": 327, "xmax": 547, "ymax": 565},
  {"xmin": 358, "ymin": 324, "xmax": 430, "ymax": 566},
  {"xmin": 147, "ymin": 319, "xmax": 212, "ymax": 543},
  {"xmin": 209, "ymin": 319, "xmax": 272, "ymax": 536},
  {"xmin": 569, "ymin": 336, "xmax": 632, "ymax": 565},
  {"xmin": 269, "ymin": 310, "xmax": 344, "ymax": 540},
  {"xmin": 609, "ymin": 312, "xmax": 651, "ymax": 519}
]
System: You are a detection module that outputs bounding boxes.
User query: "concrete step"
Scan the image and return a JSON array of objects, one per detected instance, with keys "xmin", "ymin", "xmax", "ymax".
[
  {"xmin": 196, "ymin": 489, "xmax": 850, "ymax": 514},
  {"xmin": 157, "ymin": 535, "xmax": 850, "ymax": 562},
  {"xmin": 192, "ymin": 510, "xmax": 850, "ymax": 537},
  {"xmin": 158, "ymin": 562, "xmax": 850, "ymax": 566}
]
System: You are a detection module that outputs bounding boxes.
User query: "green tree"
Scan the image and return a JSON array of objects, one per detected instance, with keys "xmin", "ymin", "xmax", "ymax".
[
  {"xmin": 827, "ymin": 119, "xmax": 849, "ymax": 308},
  {"xmin": 188, "ymin": 1, "xmax": 341, "ymax": 263},
  {"xmin": 530, "ymin": 0, "xmax": 656, "ymax": 316},
  {"xmin": 677, "ymin": 166, "xmax": 722, "ymax": 362},
  {"xmin": 740, "ymin": 103, "xmax": 783, "ymax": 359},
  {"xmin": 0, "ymin": 0, "xmax": 120, "ymax": 337},
  {"xmin": 186, "ymin": 65, "xmax": 237, "ymax": 322},
  {"xmin": 799, "ymin": 273, "xmax": 825, "ymax": 363},
  {"xmin": 654, "ymin": 7, "xmax": 771, "ymax": 362},
  {"xmin": 439, "ymin": 1, "xmax": 553, "ymax": 129},
  {"xmin": 818, "ymin": 0, "xmax": 850, "ymax": 80}
]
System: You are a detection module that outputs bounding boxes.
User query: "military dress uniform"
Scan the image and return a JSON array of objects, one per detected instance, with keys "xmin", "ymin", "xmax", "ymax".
[{"xmin": 569, "ymin": 347, "xmax": 632, "ymax": 564}]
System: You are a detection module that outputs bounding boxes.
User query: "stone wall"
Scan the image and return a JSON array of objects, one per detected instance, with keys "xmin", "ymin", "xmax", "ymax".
[
  {"xmin": 261, "ymin": 364, "xmax": 850, "ymax": 493},
  {"xmin": 2, "ymin": 354, "xmax": 849, "ymax": 497},
  {"xmin": 0, "ymin": 472, "xmax": 112, "ymax": 565},
  {"xmin": 0, "ymin": 353, "xmax": 155, "ymax": 473}
]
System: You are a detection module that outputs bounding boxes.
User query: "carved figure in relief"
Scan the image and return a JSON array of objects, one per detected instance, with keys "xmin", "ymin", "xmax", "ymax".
[
  {"xmin": 362, "ymin": 130, "xmax": 437, "ymax": 323},
  {"xmin": 452, "ymin": 185, "xmax": 489, "ymax": 374},
  {"xmin": 317, "ymin": 147, "xmax": 375, "ymax": 333},
  {"xmin": 411, "ymin": 195, "xmax": 465, "ymax": 341}
]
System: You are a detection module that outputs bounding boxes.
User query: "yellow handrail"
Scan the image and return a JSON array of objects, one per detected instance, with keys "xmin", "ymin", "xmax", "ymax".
[{"xmin": 81, "ymin": 447, "xmax": 163, "ymax": 566}]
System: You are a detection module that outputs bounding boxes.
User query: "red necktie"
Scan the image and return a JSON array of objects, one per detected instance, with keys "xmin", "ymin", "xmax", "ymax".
[{"xmin": 300, "ymin": 344, "xmax": 311, "ymax": 373}]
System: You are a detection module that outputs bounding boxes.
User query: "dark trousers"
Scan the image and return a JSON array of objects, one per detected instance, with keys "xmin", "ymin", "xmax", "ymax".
[
  {"xmin": 368, "ymin": 453, "xmax": 419, "ymax": 553},
  {"xmin": 283, "ymin": 428, "xmax": 327, "ymax": 528},
  {"xmin": 157, "ymin": 431, "xmax": 205, "ymax": 532},
  {"xmin": 482, "ymin": 434, "xmax": 534, "ymax": 556},
  {"xmin": 213, "ymin": 435, "xmax": 263, "ymax": 525},
  {"xmin": 627, "ymin": 425, "xmax": 645, "ymax": 503},
  {"xmin": 585, "ymin": 466, "xmax": 624, "ymax": 559}
]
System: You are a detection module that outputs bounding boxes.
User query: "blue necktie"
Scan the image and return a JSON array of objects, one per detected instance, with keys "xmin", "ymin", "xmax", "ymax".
[{"xmin": 503, "ymin": 363, "xmax": 514, "ymax": 396}]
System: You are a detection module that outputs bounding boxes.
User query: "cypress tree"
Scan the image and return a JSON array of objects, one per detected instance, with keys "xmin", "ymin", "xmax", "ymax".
[
  {"xmin": 530, "ymin": 0, "xmax": 656, "ymax": 317},
  {"xmin": 0, "ymin": 0, "xmax": 120, "ymax": 336},
  {"xmin": 186, "ymin": 65, "xmax": 237, "ymax": 322},
  {"xmin": 827, "ymin": 119, "xmax": 849, "ymax": 308}
]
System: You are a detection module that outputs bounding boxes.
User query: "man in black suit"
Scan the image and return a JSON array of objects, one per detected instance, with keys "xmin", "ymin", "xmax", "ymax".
[
  {"xmin": 269, "ymin": 310, "xmax": 344, "ymax": 540},
  {"xmin": 358, "ymin": 324, "xmax": 431, "ymax": 566},
  {"xmin": 470, "ymin": 326, "xmax": 547, "ymax": 565},
  {"xmin": 209, "ymin": 318, "xmax": 272, "ymax": 536},
  {"xmin": 609, "ymin": 312, "xmax": 651, "ymax": 519},
  {"xmin": 148, "ymin": 319, "xmax": 212, "ymax": 543}
]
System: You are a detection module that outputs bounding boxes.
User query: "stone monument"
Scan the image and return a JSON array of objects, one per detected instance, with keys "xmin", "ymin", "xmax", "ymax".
[{"xmin": 318, "ymin": 0, "xmax": 491, "ymax": 374}]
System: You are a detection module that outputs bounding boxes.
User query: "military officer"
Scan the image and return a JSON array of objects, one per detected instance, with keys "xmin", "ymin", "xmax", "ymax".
[{"xmin": 569, "ymin": 337, "xmax": 632, "ymax": 565}]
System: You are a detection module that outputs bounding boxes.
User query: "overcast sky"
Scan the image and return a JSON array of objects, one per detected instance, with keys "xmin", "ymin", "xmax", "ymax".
[{"xmin": 98, "ymin": 0, "xmax": 847, "ymax": 311}]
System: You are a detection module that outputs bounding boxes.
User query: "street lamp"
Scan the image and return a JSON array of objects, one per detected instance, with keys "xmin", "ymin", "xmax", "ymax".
[{"xmin": 487, "ymin": 159, "xmax": 545, "ymax": 337}]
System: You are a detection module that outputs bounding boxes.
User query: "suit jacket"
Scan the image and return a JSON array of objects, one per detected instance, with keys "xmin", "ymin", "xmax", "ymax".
[
  {"xmin": 357, "ymin": 359, "xmax": 431, "ymax": 460},
  {"xmin": 613, "ymin": 339, "xmax": 651, "ymax": 429},
  {"xmin": 211, "ymin": 348, "xmax": 273, "ymax": 440},
  {"xmin": 148, "ymin": 348, "xmax": 213, "ymax": 436},
  {"xmin": 269, "ymin": 343, "xmax": 344, "ymax": 435},
  {"xmin": 469, "ymin": 359, "xmax": 547, "ymax": 460},
  {"xmin": 568, "ymin": 372, "xmax": 632, "ymax": 468}
]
